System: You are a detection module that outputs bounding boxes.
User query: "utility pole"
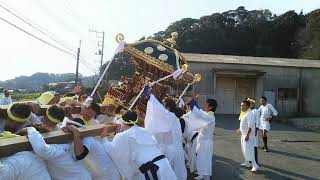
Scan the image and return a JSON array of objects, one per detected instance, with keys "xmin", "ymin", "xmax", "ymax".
[
  {"xmin": 75, "ymin": 40, "xmax": 81, "ymax": 86},
  {"xmin": 100, "ymin": 31, "xmax": 105, "ymax": 69},
  {"xmin": 89, "ymin": 30, "xmax": 105, "ymax": 69}
]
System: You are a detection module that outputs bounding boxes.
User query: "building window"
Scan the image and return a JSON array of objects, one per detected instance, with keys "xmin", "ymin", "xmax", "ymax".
[{"xmin": 278, "ymin": 88, "xmax": 297, "ymax": 100}]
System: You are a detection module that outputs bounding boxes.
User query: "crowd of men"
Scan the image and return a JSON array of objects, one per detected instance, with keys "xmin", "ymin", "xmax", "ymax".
[{"xmin": 0, "ymin": 87, "xmax": 278, "ymax": 180}]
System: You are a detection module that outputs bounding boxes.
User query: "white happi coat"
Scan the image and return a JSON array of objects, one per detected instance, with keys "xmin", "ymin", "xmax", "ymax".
[
  {"xmin": 239, "ymin": 110, "xmax": 256, "ymax": 162},
  {"xmin": 145, "ymin": 94, "xmax": 187, "ymax": 180},
  {"xmin": 258, "ymin": 103, "xmax": 278, "ymax": 131},
  {"xmin": 187, "ymin": 106, "xmax": 215, "ymax": 176},
  {"xmin": 82, "ymin": 137, "xmax": 121, "ymax": 180},
  {"xmin": 0, "ymin": 151, "xmax": 51, "ymax": 180},
  {"xmin": 27, "ymin": 127, "xmax": 91, "ymax": 180},
  {"xmin": 102, "ymin": 125, "xmax": 177, "ymax": 180}
]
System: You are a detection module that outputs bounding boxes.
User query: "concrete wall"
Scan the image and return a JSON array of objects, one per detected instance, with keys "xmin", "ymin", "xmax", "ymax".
[
  {"xmin": 188, "ymin": 61, "xmax": 320, "ymax": 116},
  {"xmin": 301, "ymin": 68, "xmax": 320, "ymax": 116}
]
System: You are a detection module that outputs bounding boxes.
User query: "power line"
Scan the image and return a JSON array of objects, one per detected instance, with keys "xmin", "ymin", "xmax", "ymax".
[
  {"xmin": 30, "ymin": 0, "xmax": 101, "ymax": 71},
  {"xmin": 0, "ymin": 15, "xmax": 76, "ymax": 56},
  {"xmin": 30, "ymin": 0, "xmax": 81, "ymax": 38},
  {"xmin": 0, "ymin": 15, "xmax": 97, "ymax": 74},
  {"xmin": 79, "ymin": 57, "xmax": 98, "ymax": 73},
  {"xmin": 0, "ymin": 1, "xmax": 77, "ymax": 54},
  {"xmin": 0, "ymin": 2, "xmax": 98, "ymax": 75},
  {"xmin": 64, "ymin": 0, "xmax": 92, "ymax": 29}
]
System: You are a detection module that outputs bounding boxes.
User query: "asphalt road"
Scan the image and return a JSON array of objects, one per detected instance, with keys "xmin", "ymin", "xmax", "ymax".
[{"xmin": 206, "ymin": 115, "xmax": 320, "ymax": 180}]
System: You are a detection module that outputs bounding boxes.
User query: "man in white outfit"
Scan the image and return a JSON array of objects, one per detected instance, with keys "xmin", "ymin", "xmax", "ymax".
[
  {"xmin": 101, "ymin": 110, "xmax": 177, "ymax": 180},
  {"xmin": 187, "ymin": 97, "xmax": 217, "ymax": 180},
  {"xmin": 236, "ymin": 100, "xmax": 259, "ymax": 172},
  {"xmin": 0, "ymin": 103, "xmax": 37, "ymax": 134},
  {"xmin": 144, "ymin": 92, "xmax": 187, "ymax": 180},
  {"xmin": 25, "ymin": 107, "xmax": 92, "ymax": 180},
  {"xmin": 258, "ymin": 96, "xmax": 278, "ymax": 152}
]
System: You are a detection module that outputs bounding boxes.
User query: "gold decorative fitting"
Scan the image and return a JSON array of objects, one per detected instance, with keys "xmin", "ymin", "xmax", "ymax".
[
  {"xmin": 157, "ymin": 45, "xmax": 166, "ymax": 51},
  {"xmin": 115, "ymin": 33, "xmax": 124, "ymax": 43},
  {"xmin": 159, "ymin": 54, "xmax": 168, "ymax": 61},
  {"xmin": 165, "ymin": 32, "xmax": 178, "ymax": 47},
  {"xmin": 144, "ymin": 47, "xmax": 154, "ymax": 54},
  {"xmin": 180, "ymin": 64, "xmax": 188, "ymax": 74},
  {"xmin": 194, "ymin": 73, "xmax": 202, "ymax": 82}
]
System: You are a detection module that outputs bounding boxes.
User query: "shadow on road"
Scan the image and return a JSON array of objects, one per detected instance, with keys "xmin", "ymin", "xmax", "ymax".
[
  {"xmin": 270, "ymin": 149, "xmax": 320, "ymax": 163},
  {"xmin": 214, "ymin": 156, "xmax": 241, "ymax": 180},
  {"xmin": 187, "ymin": 156, "xmax": 241, "ymax": 180},
  {"xmin": 261, "ymin": 164, "xmax": 318, "ymax": 180}
]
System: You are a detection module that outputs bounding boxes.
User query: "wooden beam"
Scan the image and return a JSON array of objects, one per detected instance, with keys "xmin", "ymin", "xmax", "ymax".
[{"xmin": 0, "ymin": 124, "xmax": 116, "ymax": 158}]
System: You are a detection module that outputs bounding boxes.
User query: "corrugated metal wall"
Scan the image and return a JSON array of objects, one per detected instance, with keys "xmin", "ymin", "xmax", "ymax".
[{"xmin": 188, "ymin": 62, "xmax": 320, "ymax": 116}]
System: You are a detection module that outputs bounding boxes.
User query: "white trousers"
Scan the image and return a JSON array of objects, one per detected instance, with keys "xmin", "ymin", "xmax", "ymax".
[
  {"xmin": 241, "ymin": 134, "xmax": 255, "ymax": 162},
  {"xmin": 186, "ymin": 140, "xmax": 197, "ymax": 173},
  {"xmin": 196, "ymin": 139, "xmax": 213, "ymax": 176}
]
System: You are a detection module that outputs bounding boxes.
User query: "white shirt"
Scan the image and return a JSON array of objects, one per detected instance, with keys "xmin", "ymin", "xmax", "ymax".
[
  {"xmin": 0, "ymin": 95, "xmax": 12, "ymax": 105},
  {"xmin": 0, "ymin": 151, "xmax": 51, "ymax": 180},
  {"xmin": 251, "ymin": 109, "xmax": 260, "ymax": 128},
  {"xmin": 181, "ymin": 108, "xmax": 215, "ymax": 141},
  {"xmin": 239, "ymin": 110, "xmax": 256, "ymax": 136},
  {"xmin": 145, "ymin": 94, "xmax": 184, "ymax": 157},
  {"xmin": 30, "ymin": 113, "xmax": 43, "ymax": 125},
  {"xmin": 189, "ymin": 107, "xmax": 215, "ymax": 141},
  {"xmin": 82, "ymin": 137, "xmax": 120, "ymax": 180},
  {"xmin": 145, "ymin": 94, "xmax": 183, "ymax": 144},
  {"xmin": 27, "ymin": 127, "xmax": 91, "ymax": 180},
  {"xmin": 258, "ymin": 103, "xmax": 278, "ymax": 120}
]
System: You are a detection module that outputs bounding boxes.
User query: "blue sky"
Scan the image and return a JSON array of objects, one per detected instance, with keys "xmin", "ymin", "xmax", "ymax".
[{"xmin": 0, "ymin": 0, "xmax": 319, "ymax": 81}]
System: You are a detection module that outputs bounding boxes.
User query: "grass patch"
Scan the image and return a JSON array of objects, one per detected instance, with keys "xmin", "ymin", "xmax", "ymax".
[{"xmin": 11, "ymin": 92, "xmax": 41, "ymax": 102}]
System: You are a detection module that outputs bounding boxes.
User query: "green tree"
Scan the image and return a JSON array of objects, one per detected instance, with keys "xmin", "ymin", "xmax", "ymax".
[
  {"xmin": 297, "ymin": 9, "xmax": 320, "ymax": 59},
  {"xmin": 149, "ymin": 6, "xmax": 313, "ymax": 59}
]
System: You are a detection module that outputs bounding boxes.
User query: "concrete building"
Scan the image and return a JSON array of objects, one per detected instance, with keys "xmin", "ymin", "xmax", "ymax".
[{"xmin": 183, "ymin": 53, "xmax": 320, "ymax": 116}]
